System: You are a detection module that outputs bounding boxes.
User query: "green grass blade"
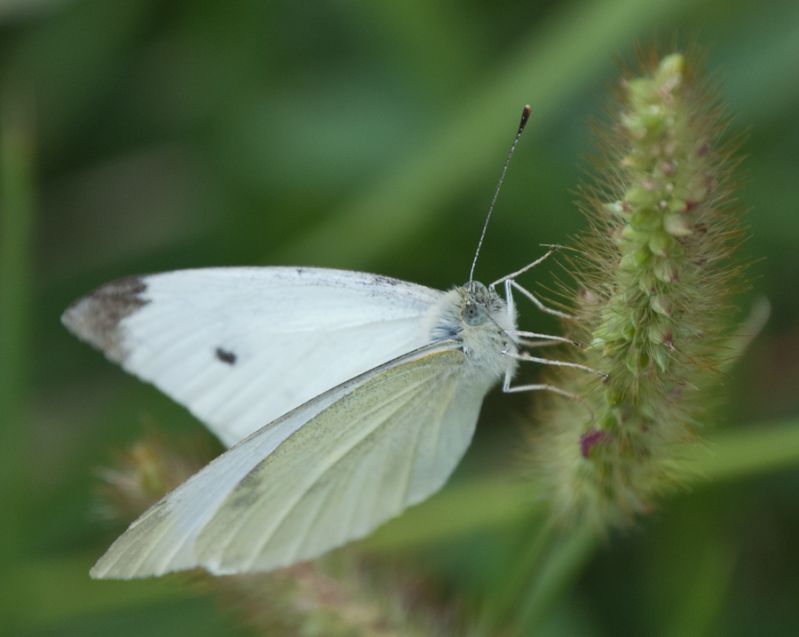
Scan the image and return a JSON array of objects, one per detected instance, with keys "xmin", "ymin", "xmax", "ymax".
[{"xmin": 0, "ymin": 89, "xmax": 36, "ymax": 629}]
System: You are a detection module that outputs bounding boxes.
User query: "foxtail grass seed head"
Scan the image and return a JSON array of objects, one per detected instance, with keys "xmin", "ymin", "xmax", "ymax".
[
  {"xmin": 532, "ymin": 52, "xmax": 745, "ymax": 528},
  {"xmin": 94, "ymin": 430, "xmax": 213, "ymax": 524}
]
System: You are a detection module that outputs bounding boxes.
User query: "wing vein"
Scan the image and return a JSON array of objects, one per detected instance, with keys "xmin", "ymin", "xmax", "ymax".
[{"xmin": 236, "ymin": 375, "xmax": 444, "ymax": 570}]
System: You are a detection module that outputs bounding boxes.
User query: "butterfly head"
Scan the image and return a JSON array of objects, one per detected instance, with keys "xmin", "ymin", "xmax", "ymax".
[
  {"xmin": 459, "ymin": 282, "xmax": 499, "ymax": 325},
  {"xmin": 424, "ymin": 281, "xmax": 518, "ymax": 382}
]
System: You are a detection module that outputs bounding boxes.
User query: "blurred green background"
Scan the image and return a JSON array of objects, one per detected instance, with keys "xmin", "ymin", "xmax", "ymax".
[{"xmin": 1, "ymin": 0, "xmax": 798, "ymax": 635}]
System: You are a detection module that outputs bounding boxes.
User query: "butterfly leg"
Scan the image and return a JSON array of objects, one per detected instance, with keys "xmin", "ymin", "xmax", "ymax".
[
  {"xmin": 501, "ymin": 372, "xmax": 596, "ymax": 421},
  {"xmin": 506, "ymin": 279, "xmax": 574, "ymax": 320},
  {"xmin": 505, "ymin": 351, "xmax": 608, "ymax": 380},
  {"xmin": 490, "ymin": 244, "xmax": 563, "ymax": 288},
  {"xmin": 516, "ymin": 339, "xmax": 574, "ymax": 349},
  {"xmin": 498, "ymin": 275, "xmax": 580, "ymax": 351},
  {"xmin": 511, "ymin": 330, "xmax": 579, "ymax": 347},
  {"xmin": 490, "ymin": 244, "xmax": 573, "ymax": 320},
  {"xmin": 501, "ymin": 354, "xmax": 598, "ymax": 421},
  {"xmin": 498, "ymin": 273, "xmax": 577, "ymax": 344},
  {"xmin": 502, "ymin": 373, "xmax": 577, "ymax": 399}
]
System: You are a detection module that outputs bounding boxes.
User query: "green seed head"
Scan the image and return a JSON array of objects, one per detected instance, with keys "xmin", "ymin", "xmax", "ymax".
[{"xmin": 530, "ymin": 51, "xmax": 744, "ymax": 529}]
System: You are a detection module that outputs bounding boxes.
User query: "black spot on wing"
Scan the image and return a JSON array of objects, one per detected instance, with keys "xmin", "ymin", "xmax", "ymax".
[
  {"xmin": 215, "ymin": 347, "xmax": 237, "ymax": 365},
  {"xmin": 61, "ymin": 276, "xmax": 149, "ymax": 362}
]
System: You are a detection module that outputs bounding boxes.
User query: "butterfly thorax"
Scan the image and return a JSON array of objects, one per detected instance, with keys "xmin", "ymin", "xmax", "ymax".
[{"xmin": 422, "ymin": 282, "xmax": 518, "ymax": 385}]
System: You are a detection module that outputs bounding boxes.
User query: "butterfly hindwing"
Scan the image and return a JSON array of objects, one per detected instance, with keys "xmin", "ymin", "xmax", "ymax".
[{"xmin": 90, "ymin": 341, "xmax": 485, "ymax": 578}]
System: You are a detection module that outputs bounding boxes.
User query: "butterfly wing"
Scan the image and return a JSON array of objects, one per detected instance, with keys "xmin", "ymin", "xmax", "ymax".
[
  {"xmin": 63, "ymin": 267, "xmax": 442, "ymax": 446},
  {"xmin": 90, "ymin": 341, "xmax": 485, "ymax": 579}
]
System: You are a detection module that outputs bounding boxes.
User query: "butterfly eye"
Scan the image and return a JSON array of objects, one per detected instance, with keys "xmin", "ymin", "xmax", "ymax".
[{"xmin": 463, "ymin": 302, "xmax": 486, "ymax": 326}]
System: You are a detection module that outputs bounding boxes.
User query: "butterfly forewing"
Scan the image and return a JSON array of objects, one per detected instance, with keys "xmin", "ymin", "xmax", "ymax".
[{"xmin": 63, "ymin": 267, "xmax": 442, "ymax": 446}]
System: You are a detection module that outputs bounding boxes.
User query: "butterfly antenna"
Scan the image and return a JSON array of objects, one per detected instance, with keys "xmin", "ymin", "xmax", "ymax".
[{"xmin": 468, "ymin": 104, "xmax": 532, "ymax": 289}]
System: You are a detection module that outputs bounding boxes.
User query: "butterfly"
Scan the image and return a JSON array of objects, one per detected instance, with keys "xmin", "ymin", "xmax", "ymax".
[{"xmin": 63, "ymin": 106, "xmax": 593, "ymax": 579}]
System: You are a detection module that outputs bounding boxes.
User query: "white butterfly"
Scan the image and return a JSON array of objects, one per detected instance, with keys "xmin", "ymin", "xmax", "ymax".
[{"xmin": 63, "ymin": 107, "xmax": 595, "ymax": 579}]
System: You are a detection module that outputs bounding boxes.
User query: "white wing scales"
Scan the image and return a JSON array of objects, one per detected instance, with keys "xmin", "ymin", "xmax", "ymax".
[
  {"xmin": 63, "ymin": 267, "xmax": 442, "ymax": 446},
  {"xmin": 90, "ymin": 342, "xmax": 486, "ymax": 579}
]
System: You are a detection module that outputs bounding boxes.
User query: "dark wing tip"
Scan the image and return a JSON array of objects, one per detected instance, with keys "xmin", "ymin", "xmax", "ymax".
[{"xmin": 62, "ymin": 275, "xmax": 149, "ymax": 362}]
